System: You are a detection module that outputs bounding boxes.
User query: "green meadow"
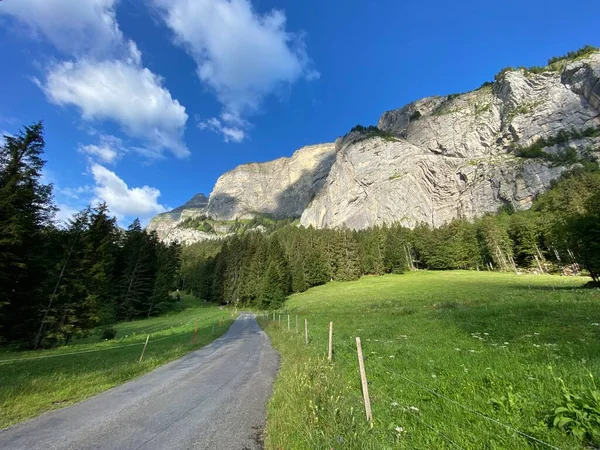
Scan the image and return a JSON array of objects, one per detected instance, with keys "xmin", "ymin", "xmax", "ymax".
[
  {"xmin": 0, "ymin": 296, "xmax": 236, "ymax": 429},
  {"xmin": 261, "ymin": 271, "xmax": 600, "ymax": 449}
]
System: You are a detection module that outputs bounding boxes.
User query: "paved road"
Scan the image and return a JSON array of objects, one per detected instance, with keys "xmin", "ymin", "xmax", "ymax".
[{"xmin": 0, "ymin": 313, "xmax": 279, "ymax": 450}]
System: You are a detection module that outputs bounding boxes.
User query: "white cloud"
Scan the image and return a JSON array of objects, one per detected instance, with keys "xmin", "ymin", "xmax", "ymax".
[
  {"xmin": 80, "ymin": 135, "xmax": 124, "ymax": 164},
  {"xmin": 57, "ymin": 185, "xmax": 94, "ymax": 200},
  {"xmin": 152, "ymin": 0, "xmax": 318, "ymax": 141},
  {"xmin": 199, "ymin": 117, "xmax": 245, "ymax": 143},
  {"xmin": 91, "ymin": 163, "xmax": 167, "ymax": 220},
  {"xmin": 0, "ymin": 0, "xmax": 125, "ymax": 59},
  {"xmin": 2, "ymin": 0, "xmax": 189, "ymax": 158},
  {"xmin": 55, "ymin": 203, "xmax": 81, "ymax": 226},
  {"xmin": 43, "ymin": 59, "xmax": 189, "ymax": 157}
]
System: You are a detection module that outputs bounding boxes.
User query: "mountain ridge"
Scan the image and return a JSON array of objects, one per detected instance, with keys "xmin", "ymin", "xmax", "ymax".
[{"xmin": 148, "ymin": 47, "xmax": 600, "ymax": 244}]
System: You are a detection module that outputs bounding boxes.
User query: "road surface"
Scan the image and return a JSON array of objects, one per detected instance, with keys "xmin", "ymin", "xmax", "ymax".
[{"xmin": 0, "ymin": 313, "xmax": 279, "ymax": 450}]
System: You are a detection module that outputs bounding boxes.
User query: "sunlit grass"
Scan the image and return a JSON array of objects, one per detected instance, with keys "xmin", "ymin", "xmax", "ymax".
[
  {"xmin": 0, "ymin": 297, "xmax": 237, "ymax": 429},
  {"xmin": 260, "ymin": 271, "xmax": 600, "ymax": 449}
]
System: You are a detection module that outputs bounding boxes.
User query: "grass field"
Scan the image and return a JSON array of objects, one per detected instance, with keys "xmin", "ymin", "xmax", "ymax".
[
  {"xmin": 260, "ymin": 271, "xmax": 600, "ymax": 449},
  {"xmin": 0, "ymin": 296, "xmax": 237, "ymax": 429}
]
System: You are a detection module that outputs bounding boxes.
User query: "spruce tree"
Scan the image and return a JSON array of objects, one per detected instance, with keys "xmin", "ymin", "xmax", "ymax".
[
  {"xmin": 259, "ymin": 261, "xmax": 285, "ymax": 309},
  {"xmin": 384, "ymin": 227, "xmax": 408, "ymax": 273},
  {"xmin": 117, "ymin": 219, "xmax": 157, "ymax": 319},
  {"xmin": 0, "ymin": 123, "xmax": 56, "ymax": 342}
]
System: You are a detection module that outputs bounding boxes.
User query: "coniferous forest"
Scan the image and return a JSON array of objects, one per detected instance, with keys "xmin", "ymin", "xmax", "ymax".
[
  {"xmin": 0, "ymin": 123, "xmax": 181, "ymax": 348},
  {"xmin": 2, "ymin": 122, "xmax": 600, "ymax": 346},
  {"xmin": 182, "ymin": 164, "xmax": 600, "ymax": 309}
]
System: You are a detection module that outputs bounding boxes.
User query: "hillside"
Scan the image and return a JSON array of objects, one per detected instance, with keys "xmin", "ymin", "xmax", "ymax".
[{"xmin": 148, "ymin": 47, "xmax": 600, "ymax": 243}]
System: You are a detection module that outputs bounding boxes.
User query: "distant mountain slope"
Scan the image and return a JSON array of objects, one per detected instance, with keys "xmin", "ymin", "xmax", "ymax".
[{"xmin": 148, "ymin": 47, "xmax": 600, "ymax": 244}]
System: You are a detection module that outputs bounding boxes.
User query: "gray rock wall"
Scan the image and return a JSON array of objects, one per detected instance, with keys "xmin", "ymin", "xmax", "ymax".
[{"xmin": 149, "ymin": 51, "xmax": 600, "ymax": 243}]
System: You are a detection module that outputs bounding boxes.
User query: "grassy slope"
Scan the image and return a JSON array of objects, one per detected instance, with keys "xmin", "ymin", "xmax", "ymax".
[
  {"xmin": 0, "ymin": 296, "xmax": 237, "ymax": 429},
  {"xmin": 260, "ymin": 271, "xmax": 600, "ymax": 449}
]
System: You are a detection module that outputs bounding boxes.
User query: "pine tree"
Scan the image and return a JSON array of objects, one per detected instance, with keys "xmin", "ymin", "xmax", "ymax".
[
  {"xmin": 148, "ymin": 241, "xmax": 181, "ymax": 316},
  {"xmin": 116, "ymin": 219, "xmax": 157, "ymax": 320},
  {"xmin": 35, "ymin": 208, "xmax": 91, "ymax": 347},
  {"xmin": 384, "ymin": 227, "xmax": 408, "ymax": 273},
  {"xmin": 240, "ymin": 235, "xmax": 268, "ymax": 303},
  {"xmin": 259, "ymin": 261, "xmax": 285, "ymax": 309},
  {"xmin": 0, "ymin": 123, "xmax": 56, "ymax": 343}
]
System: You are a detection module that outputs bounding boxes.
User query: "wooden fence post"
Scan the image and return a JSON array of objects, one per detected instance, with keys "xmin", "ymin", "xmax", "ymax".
[
  {"xmin": 304, "ymin": 318, "xmax": 308, "ymax": 346},
  {"xmin": 192, "ymin": 324, "xmax": 198, "ymax": 345},
  {"xmin": 328, "ymin": 322, "xmax": 333, "ymax": 361},
  {"xmin": 273, "ymin": 312, "xmax": 275, "ymax": 321},
  {"xmin": 139, "ymin": 335, "xmax": 150, "ymax": 363},
  {"xmin": 356, "ymin": 337, "xmax": 373, "ymax": 423},
  {"xmin": 287, "ymin": 314, "xmax": 290, "ymax": 331},
  {"xmin": 296, "ymin": 315, "xmax": 298, "ymax": 333}
]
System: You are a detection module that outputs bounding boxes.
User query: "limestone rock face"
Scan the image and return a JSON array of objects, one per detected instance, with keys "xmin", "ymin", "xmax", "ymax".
[
  {"xmin": 206, "ymin": 143, "xmax": 336, "ymax": 220},
  {"xmin": 146, "ymin": 193, "xmax": 209, "ymax": 241},
  {"xmin": 300, "ymin": 53, "xmax": 600, "ymax": 229},
  {"xmin": 149, "ymin": 51, "xmax": 600, "ymax": 243}
]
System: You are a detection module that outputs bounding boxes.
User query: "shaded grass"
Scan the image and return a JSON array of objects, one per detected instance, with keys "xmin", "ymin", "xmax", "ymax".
[
  {"xmin": 0, "ymin": 298, "xmax": 237, "ymax": 429},
  {"xmin": 260, "ymin": 271, "xmax": 600, "ymax": 449}
]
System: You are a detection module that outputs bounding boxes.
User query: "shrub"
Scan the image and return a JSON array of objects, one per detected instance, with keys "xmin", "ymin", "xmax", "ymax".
[
  {"xmin": 348, "ymin": 124, "xmax": 395, "ymax": 142},
  {"xmin": 548, "ymin": 45, "xmax": 599, "ymax": 66},
  {"xmin": 546, "ymin": 375, "xmax": 600, "ymax": 445},
  {"xmin": 513, "ymin": 127, "xmax": 600, "ymax": 162},
  {"xmin": 479, "ymin": 81, "xmax": 494, "ymax": 89},
  {"xmin": 100, "ymin": 327, "xmax": 117, "ymax": 340},
  {"xmin": 494, "ymin": 67, "xmax": 514, "ymax": 82}
]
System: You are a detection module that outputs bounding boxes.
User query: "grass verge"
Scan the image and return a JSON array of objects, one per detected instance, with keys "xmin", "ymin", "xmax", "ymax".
[
  {"xmin": 0, "ymin": 297, "xmax": 237, "ymax": 429},
  {"xmin": 259, "ymin": 271, "xmax": 600, "ymax": 449}
]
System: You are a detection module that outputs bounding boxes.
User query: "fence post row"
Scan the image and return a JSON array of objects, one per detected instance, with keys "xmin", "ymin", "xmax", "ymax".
[{"xmin": 356, "ymin": 337, "xmax": 373, "ymax": 423}]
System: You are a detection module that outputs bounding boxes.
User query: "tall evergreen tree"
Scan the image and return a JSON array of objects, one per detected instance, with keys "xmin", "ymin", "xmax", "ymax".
[
  {"xmin": 117, "ymin": 219, "xmax": 157, "ymax": 320},
  {"xmin": 0, "ymin": 123, "xmax": 56, "ymax": 342},
  {"xmin": 384, "ymin": 227, "xmax": 408, "ymax": 274}
]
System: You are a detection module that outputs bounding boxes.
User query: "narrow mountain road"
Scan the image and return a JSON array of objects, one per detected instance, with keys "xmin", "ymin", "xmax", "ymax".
[{"xmin": 0, "ymin": 313, "xmax": 279, "ymax": 450}]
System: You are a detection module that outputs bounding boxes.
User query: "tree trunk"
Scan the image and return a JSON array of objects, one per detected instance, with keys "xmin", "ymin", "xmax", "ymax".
[{"xmin": 34, "ymin": 228, "xmax": 81, "ymax": 349}]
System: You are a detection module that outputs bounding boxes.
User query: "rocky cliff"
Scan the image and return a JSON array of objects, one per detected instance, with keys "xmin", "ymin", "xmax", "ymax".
[{"xmin": 149, "ymin": 49, "xmax": 600, "ymax": 243}]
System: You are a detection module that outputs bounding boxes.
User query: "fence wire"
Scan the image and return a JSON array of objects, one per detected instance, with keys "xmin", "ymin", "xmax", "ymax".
[{"xmin": 262, "ymin": 313, "xmax": 565, "ymax": 450}]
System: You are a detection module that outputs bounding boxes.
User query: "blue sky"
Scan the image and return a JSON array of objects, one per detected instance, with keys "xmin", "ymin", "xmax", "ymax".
[{"xmin": 1, "ymin": 0, "xmax": 599, "ymax": 226}]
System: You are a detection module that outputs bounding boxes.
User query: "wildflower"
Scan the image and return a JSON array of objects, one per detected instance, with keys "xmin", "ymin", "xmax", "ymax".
[
  {"xmin": 533, "ymin": 344, "xmax": 540, "ymax": 348},
  {"xmin": 591, "ymin": 323, "xmax": 600, "ymax": 326},
  {"xmin": 483, "ymin": 332, "xmax": 489, "ymax": 336},
  {"xmin": 454, "ymin": 348, "xmax": 461, "ymax": 351},
  {"xmin": 408, "ymin": 406, "xmax": 419, "ymax": 413},
  {"xmin": 389, "ymin": 355, "xmax": 395, "ymax": 358},
  {"xmin": 391, "ymin": 402, "xmax": 399, "ymax": 407},
  {"xmin": 432, "ymin": 374, "xmax": 437, "ymax": 378},
  {"xmin": 395, "ymin": 426, "xmax": 405, "ymax": 434},
  {"xmin": 503, "ymin": 342, "xmax": 509, "ymax": 345}
]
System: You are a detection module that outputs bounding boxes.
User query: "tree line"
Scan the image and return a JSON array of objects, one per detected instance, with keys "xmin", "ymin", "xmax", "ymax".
[
  {"xmin": 0, "ymin": 123, "xmax": 181, "ymax": 348},
  {"xmin": 2, "ymin": 122, "xmax": 599, "ymax": 344},
  {"xmin": 181, "ymin": 166, "xmax": 600, "ymax": 308}
]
